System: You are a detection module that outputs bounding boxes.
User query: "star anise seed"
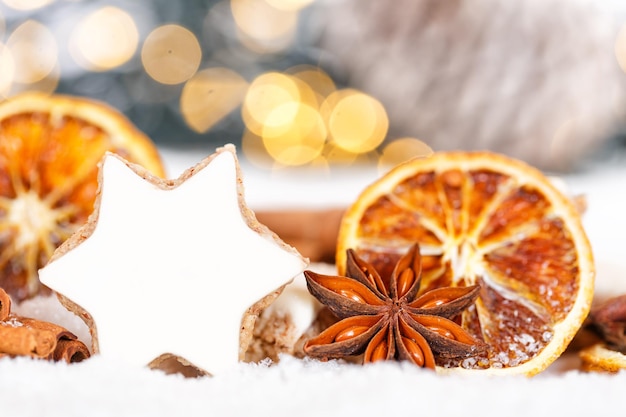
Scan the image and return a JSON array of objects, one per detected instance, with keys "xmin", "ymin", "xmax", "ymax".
[{"xmin": 304, "ymin": 243, "xmax": 486, "ymax": 368}]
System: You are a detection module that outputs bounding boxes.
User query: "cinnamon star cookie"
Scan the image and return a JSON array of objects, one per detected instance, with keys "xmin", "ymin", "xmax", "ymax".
[{"xmin": 39, "ymin": 144, "xmax": 308, "ymax": 375}]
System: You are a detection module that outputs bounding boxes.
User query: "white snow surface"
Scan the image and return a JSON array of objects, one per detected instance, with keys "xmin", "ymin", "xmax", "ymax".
[
  {"xmin": 1, "ymin": 354, "xmax": 625, "ymax": 417},
  {"xmin": 1, "ymin": 146, "xmax": 625, "ymax": 416}
]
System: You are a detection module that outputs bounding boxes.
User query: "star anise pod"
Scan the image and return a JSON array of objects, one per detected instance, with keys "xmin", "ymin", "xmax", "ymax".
[{"xmin": 304, "ymin": 243, "xmax": 486, "ymax": 368}]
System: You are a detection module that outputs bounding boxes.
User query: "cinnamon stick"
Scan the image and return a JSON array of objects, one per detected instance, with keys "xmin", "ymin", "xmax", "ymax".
[
  {"xmin": 0, "ymin": 293, "xmax": 90, "ymax": 362},
  {"xmin": 0, "ymin": 288, "xmax": 11, "ymax": 321},
  {"xmin": 18, "ymin": 317, "xmax": 75, "ymax": 339},
  {"xmin": 0, "ymin": 318, "xmax": 57, "ymax": 357},
  {"xmin": 18, "ymin": 317, "xmax": 90, "ymax": 363},
  {"xmin": 53, "ymin": 338, "xmax": 90, "ymax": 363},
  {"xmin": 255, "ymin": 208, "xmax": 344, "ymax": 263}
]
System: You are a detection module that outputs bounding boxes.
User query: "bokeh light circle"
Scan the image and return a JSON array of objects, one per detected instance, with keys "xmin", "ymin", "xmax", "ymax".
[
  {"xmin": 265, "ymin": 0, "xmax": 315, "ymax": 12},
  {"xmin": 7, "ymin": 20, "xmax": 57, "ymax": 84},
  {"xmin": 242, "ymin": 72, "xmax": 301, "ymax": 136},
  {"xmin": 70, "ymin": 7, "xmax": 138, "ymax": 71},
  {"xmin": 326, "ymin": 90, "xmax": 389, "ymax": 153},
  {"xmin": 262, "ymin": 102, "xmax": 326, "ymax": 166},
  {"xmin": 378, "ymin": 138, "xmax": 434, "ymax": 173},
  {"xmin": 142, "ymin": 24, "xmax": 202, "ymax": 85},
  {"xmin": 180, "ymin": 67, "xmax": 248, "ymax": 133},
  {"xmin": 2, "ymin": 0, "xmax": 52, "ymax": 11},
  {"xmin": 231, "ymin": 0, "xmax": 298, "ymax": 53}
]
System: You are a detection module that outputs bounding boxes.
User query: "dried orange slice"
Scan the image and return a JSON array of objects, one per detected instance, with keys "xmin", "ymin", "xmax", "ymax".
[
  {"xmin": 580, "ymin": 344, "xmax": 626, "ymax": 373},
  {"xmin": 0, "ymin": 92, "xmax": 165, "ymax": 301},
  {"xmin": 337, "ymin": 151, "xmax": 594, "ymax": 375}
]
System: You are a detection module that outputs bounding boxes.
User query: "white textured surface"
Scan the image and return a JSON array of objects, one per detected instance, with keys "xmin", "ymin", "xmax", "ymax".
[
  {"xmin": 0, "ymin": 354, "xmax": 625, "ymax": 416},
  {"xmin": 1, "ymin": 146, "xmax": 625, "ymax": 415}
]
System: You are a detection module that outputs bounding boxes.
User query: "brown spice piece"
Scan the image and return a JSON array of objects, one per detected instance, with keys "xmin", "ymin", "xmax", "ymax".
[
  {"xmin": 0, "ymin": 287, "xmax": 90, "ymax": 363},
  {"xmin": 245, "ymin": 303, "xmax": 338, "ymax": 364},
  {"xmin": 0, "ymin": 321, "xmax": 57, "ymax": 357},
  {"xmin": 18, "ymin": 317, "xmax": 90, "ymax": 362},
  {"xmin": 303, "ymin": 243, "xmax": 486, "ymax": 368},
  {"xmin": 588, "ymin": 294, "xmax": 626, "ymax": 352},
  {"xmin": 53, "ymin": 339, "xmax": 91, "ymax": 363},
  {"xmin": 255, "ymin": 208, "xmax": 344, "ymax": 264},
  {"xmin": 0, "ymin": 288, "xmax": 11, "ymax": 321},
  {"xmin": 149, "ymin": 354, "xmax": 210, "ymax": 378}
]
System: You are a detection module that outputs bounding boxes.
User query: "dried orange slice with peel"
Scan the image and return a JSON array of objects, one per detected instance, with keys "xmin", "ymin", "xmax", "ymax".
[
  {"xmin": 0, "ymin": 92, "xmax": 165, "ymax": 301},
  {"xmin": 337, "ymin": 151, "xmax": 594, "ymax": 375},
  {"xmin": 580, "ymin": 344, "xmax": 626, "ymax": 373}
]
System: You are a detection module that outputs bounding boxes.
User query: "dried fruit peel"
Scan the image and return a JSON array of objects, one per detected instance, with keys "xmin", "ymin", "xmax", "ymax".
[
  {"xmin": 580, "ymin": 344, "xmax": 626, "ymax": 373},
  {"xmin": 0, "ymin": 92, "xmax": 165, "ymax": 301},
  {"xmin": 337, "ymin": 151, "xmax": 594, "ymax": 375}
]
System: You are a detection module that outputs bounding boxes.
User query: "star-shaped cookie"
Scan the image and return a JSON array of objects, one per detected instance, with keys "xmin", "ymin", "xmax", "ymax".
[{"xmin": 39, "ymin": 145, "xmax": 308, "ymax": 375}]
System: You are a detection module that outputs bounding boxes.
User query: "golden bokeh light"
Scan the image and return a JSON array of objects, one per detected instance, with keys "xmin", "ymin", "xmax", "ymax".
[
  {"xmin": 242, "ymin": 71, "xmax": 332, "ymax": 166},
  {"xmin": 326, "ymin": 146, "xmax": 381, "ymax": 166},
  {"xmin": 242, "ymin": 72, "xmax": 300, "ymax": 136},
  {"xmin": 265, "ymin": 141, "xmax": 322, "ymax": 167},
  {"xmin": 259, "ymin": 76, "xmax": 319, "ymax": 139},
  {"xmin": 615, "ymin": 23, "xmax": 626, "ymax": 73},
  {"xmin": 262, "ymin": 102, "xmax": 326, "ymax": 166},
  {"xmin": 240, "ymin": 69, "xmax": 395, "ymax": 167},
  {"xmin": 231, "ymin": 0, "xmax": 298, "ymax": 53},
  {"xmin": 326, "ymin": 90, "xmax": 389, "ymax": 153},
  {"xmin": 7, "ymin": 20, "xmax": 58, "ymax": 84},
  {"xmin": 2, "ymin": 0, "xmax": 53, "ymax": 10},
  {"xmin": 288, "ymin": 65, "xmax": 336, "ymax": 100},
  {"xmin": 142, "ymin": 24, "xmax": 202, "ymax": 85},
  {"xmin": 319, "ymin": 88, "xmax": 358, "ymax": 121},
  {"xmin": 8, "ymin": 62, "xmax": 60, "ymax": 96},
  {"xmin": 242, "ymin": 129, "xmax": 274, "ymax": 169},
  {"xmin": 322, "ymin": 141, "xmax": 361, "ymax": 165},
  {"xmin": 264, "ymin": 0, "xmax": 315, "ymax": 12},
  {"xmin": 308, "ymin": 155, "xmax": 332, "ymax": 174},
  {"xmin": 261, "ymin": 101, "xmax": 301, "ymax": 138},
  {"xmin": 180, "ymin": 67, "xmax": 249, "ymax": 133},
  {"xmin": 288, "ymin": 75, "xmax": 322, "ymax": 112},
  {"xmin": 69, "ymin": 7, "xmax": 138, "ymax": 71},
  {"xmin": 0, "ymin": 43, "xmax": 15, "ymax": 97},
  {"xmin": 377, "ymin": 138, "xmax": 434, "ymax": 173}
]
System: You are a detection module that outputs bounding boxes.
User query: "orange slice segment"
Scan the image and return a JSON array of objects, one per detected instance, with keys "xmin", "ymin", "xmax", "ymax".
[
  {"xmin": 0, "ymin": 92, "xmax": 165, "ymax": 301},
  {"xmin": 337, "ymin": 151, "xmax": 594, "ymax": 375}
]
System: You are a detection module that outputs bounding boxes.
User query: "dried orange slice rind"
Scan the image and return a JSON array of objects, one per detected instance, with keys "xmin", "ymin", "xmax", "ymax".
[
  {"xmin": 0, "ymin": 92, "xmax": 165, "ymax": 301},
  {"xmin": 580, "ymin": 344, "xmax": 626, "ymax": 373},
  {"xmin": 337, "ymin": 151, "xmax": 594, "ymax": 375}
]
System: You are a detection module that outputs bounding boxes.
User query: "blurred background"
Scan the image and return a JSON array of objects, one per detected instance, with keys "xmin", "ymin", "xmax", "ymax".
[{"xmin": 1, "ymin": 0, "xmax": 626, "ymax": 172}]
